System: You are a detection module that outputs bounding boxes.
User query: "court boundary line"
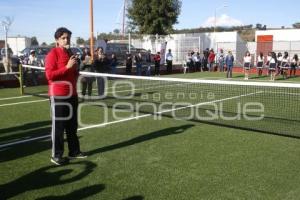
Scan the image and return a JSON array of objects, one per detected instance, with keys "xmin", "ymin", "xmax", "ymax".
[{"xmin": 0, "ymin": 91, "xmax": 261, "ymax": 148}]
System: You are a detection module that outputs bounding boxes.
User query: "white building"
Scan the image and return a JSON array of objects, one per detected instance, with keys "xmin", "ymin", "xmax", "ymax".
[
  {"xmin": 7, "ymin": 36, "xmax": 31, "ymax": 56},
  {"xmin": 255, "ymin": 29, "xmax": 300, "ymax": 56},
  {"xmin": 131, "ymin": 31, "xmax": 246, "ymax": 64}
]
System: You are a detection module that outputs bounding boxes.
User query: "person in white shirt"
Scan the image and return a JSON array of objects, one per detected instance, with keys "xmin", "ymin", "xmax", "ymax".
[
  {"xmin": 281, "ymin": 52, "xmax": 290, "ymax": 79},
  {"xmin": 243, "ymin": 51, "xmax": 251, "ymax": 80},
  {"xmin": 290, "ymin": 54, "xmax": 298, "ymax": 78},
  {"xmin": 186, "ymin": 51, "xmax": 193, "ymax": 71},
  {"xmin": 276, "ymin": 52, "xmax": 283, "ymax": 76},
  {"xmin": 269, "ymin": 52, "xmax": 277, "ymax": 81},
  {"xmin": 193, "ymin": 51, "xmax": 201, "ymax": 72},
  {"xmin": 217, "ymin": 49, "xmax": 225, "ymax": 72},
  {"xmin": 27, "ymin": 50, "xmax": 39, "ymax": 85},
  {"xmin": 165, "ymin": 49, "xmax": 173, "ymax": 74},
  {"xmin": 256, "ymin": 52, "xmax": 264, "ymax": 77}
]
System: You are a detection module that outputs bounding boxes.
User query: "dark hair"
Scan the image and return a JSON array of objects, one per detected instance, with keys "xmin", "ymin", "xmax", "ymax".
[
  {"xmin": 271, "ymin": 52, "xmax": 277, "ymax": 62},
  {"xmin": 54, "ymin": 27, "xmax": 72, "ymax": 39}
]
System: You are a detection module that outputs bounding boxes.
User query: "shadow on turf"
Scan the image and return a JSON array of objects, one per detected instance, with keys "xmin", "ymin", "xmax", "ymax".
[
  {"xmin": 0, "ymin": 137, "xmax": 51, "ymax": 163},
  {"xmin": 0, "ymin": 126, "xmax": 51, "ymax": 145},
  {"xmin": 35, "ymin": 184, "xmax": 105, "ymax": 200},
  {"xmin": 87, "ymin": 124, "xmax": 194, "ymax": 156},
  {"xmin": 0, "ymin": 134, "xmax": 83, "ymax": 163},
  {"xmin": 0, "ymin": 120, "xmax": 51, "ymax": 136},
  {"xmin": 0, "ymin": 161, "xmax": 101, "ymax": 199}
]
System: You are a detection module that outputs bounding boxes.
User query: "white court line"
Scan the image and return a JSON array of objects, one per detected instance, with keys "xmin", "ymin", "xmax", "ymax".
[
  {"xmin": 265, "ymin": 91, "xmax": 300, "ymax": 96},
  {"xmin": 0, "ymin": 93, "xmax": 48, "ymax": 101},
  {"xmin": 0, "ymin": 114, "xmax": 152, "ymax": 149},
  {"xmin": 0, "ymin": 82, "xmax": 186, "ymax": 107},
  {"xmin": 0, "ymin": 95, "xmax": 33, "ymax": 101},
  {"xmin": 0, "ymin": 99, "xmax": 48, "ymax": 107},
  {"xmin": 0, "ymin": 91, "xmax": 260, "ymax": 148}
]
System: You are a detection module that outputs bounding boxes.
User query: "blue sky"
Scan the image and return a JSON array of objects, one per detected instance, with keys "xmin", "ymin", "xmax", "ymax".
[{"xmin": 0, "ymin": 0, "xmax": 299, "ymax": 44}]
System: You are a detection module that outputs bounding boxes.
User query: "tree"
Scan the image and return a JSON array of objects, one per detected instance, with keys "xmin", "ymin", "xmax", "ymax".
[
  {"xmin": 31, "ymin": 37, "xmax": 39, "ymax": 46},
  {"xmin": 41, "ymin": 42, "xmax": 47, "ymax": 46},
  {"xmin": 113, "ymin": 29, "xmax": 120, "ymax": 34},
  {"xmin": 128, "ymin": 0, "xmax": 181, "ymax": 35},
  {"xmin": 292, "ymin": 22, "xmax": 300, "ymax": 28},
  {"xmin": 256, "ymin": 23, "xmax": 262, "ymax": 30},
  {"xmin": 76, "ymin": 37, "xmax": 85, "ymax": 46}
]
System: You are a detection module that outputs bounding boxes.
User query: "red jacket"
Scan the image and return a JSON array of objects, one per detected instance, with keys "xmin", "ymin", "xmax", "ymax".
[
  {"xmin": 45, "ymin": 47, "xmax": 79, "ymax": 96},
  {"xmin": 208, "ymin": 52, "xmax": 215, "ymax": 63}
]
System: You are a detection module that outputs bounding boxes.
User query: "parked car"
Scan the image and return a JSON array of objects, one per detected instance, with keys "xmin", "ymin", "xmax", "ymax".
[
  {"xmin": 105, "ymin": 43, "xmax": 154, "ymax": 65},
  {"xmin": 79, "ymin": 43, "xmax": 154, "ymax": 65}
]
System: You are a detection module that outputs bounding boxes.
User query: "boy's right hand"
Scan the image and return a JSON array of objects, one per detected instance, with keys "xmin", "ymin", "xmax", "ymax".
[{"xmin": 66, "ymin": 55, "xmax": 77, "ymax": 69}]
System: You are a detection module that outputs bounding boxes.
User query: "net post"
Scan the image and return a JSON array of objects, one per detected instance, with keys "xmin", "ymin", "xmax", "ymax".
[{"xmin": 18, "ymin": 63, "xmax": 24, "ymax": 95}]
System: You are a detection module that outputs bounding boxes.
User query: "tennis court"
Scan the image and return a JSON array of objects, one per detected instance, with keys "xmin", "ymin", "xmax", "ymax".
[{"xmin": 1, "ymin": 71, "xmax": 300, "ymax": 200}]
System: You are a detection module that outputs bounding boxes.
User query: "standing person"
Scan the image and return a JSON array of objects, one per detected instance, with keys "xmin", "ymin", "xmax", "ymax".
[
  {"xmin": 166, "ymin": 49, "xmax": 173, "ymax": 74},
  {"xmin": 125, "ymin": 51, "xmax": 132, "ymax": 75},
  {"xmin": 276, "ymin": 52, "xmax": 283, "ymax": 76},
  {"xmin": 93, "ymin": 47, "xmax": 109, "ymax": 96},
  {"xmin": 145, "ymin": 49, "xmax": 152, "ymax": 76},
  {"xmin": 135, "ymin": 52, "xmax": 143, "ymax": 76},
  {"xmin": 290, "ymin": 54, "xmax": 298, "ymax": 78},
  {"xmin": 265, "ymin": 52, "xmax": 272, "ymax": 76},
  {"xmin": 110, "ymin": 53, "xmax": 118, "ymax": 74},
  {"xmin": 281, "ymin": 51, "xmax": 290, "ymax": 79},
  {"xmin": 194, "ymin": 51, "xmax": 201, "ymax": 72},
  {"xmin": 243, "ymin": 51, "xmax": 251, "ymax": 80},
  {"xmin": 45, "ymin": 27, "xmax": 86, "ymax": 165},
  {"xmin": 186, "ymin": 51, "xmax": 192, "ymax": 72},
  {"xmin": 202, "ymin": 48, "xmax": 209, "ymax": 71},
  {"xmin": 269, "ymin": 52, "xmax": 277, "ymax": 81},
  {"xmin": 225, "ymin": 50, "xmax": 234, "ymax": 78},
  {"xmin": 154, "ymin": 52, "xmax": 161, "ymax": 76},
  {"xmin": 256, "ymin": 52, "xmax": 264, "ymax": 77},
  {"xmin": 217, "ymin": 49, "xmax": 225, "ymax": 72},
  {"xmin": 80, "ymin": 47, "xmax": 94, "ymax": 99},
  {"xmin": 208, "ymin": 49, "xmax": 215, "ymax": 72},
  {"xmin": 28, "ymin": 50, "xmax": 39, "ymax": 85},
  {"xmin": 190, "ymin": 51, "xmax": 197, "ymax": 72}
]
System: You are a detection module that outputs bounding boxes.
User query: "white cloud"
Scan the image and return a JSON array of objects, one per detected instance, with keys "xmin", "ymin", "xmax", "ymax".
[{"xmin": 202, "ymin": 14, "xmax": 243, "ymax": 27}]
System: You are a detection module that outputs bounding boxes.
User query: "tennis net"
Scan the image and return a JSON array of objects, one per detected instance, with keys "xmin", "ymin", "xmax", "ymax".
[
  {"xmin": 79, "ymin": 71, "xmax": 300, "ymax": 138},
  {"xmin": 21, "ymin": 65, "xmax": 300, "ymax": 138}
]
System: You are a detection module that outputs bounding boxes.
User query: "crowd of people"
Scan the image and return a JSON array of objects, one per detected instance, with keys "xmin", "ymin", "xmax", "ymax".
[
  {"xmin": 243, "ymin": 51, "xmax": 299, "ymax": 81},
  {"xmin": 185, "ymin": 48, "xmax": 235, "ymax": 78},
  {"xmin": 184, "ymin": 48, "xmax": 299, "ymax": 81}
]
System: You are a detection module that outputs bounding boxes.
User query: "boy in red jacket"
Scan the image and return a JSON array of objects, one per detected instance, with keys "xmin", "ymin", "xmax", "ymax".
[{"xmin": 45, "ymin": 27, "xmax": 86, "ymax": 165}]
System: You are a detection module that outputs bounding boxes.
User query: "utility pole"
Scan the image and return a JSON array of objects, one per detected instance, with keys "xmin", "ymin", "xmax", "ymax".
[
  {"xmin": 122, "ymin": 0, "xmax": 128, "ymax": 39},
  {"xmin": 1, "ymin": 17, "xmax": 13, "ymax": 66},
  {"xmin": 90, "ymin": 0, "xmax": 95, "ymax": 61},
  {"xmin": 1, "ymin": 17, "xmax": 13, "ymax": 73}
]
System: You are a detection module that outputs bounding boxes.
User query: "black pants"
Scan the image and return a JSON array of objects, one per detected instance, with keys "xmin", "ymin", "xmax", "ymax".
[
  {"xmin": 126, "ymin": 65, "xmax": 132, "ymax": 75},
  {"xmin": 154, "ymin": 64, "xmax": 160, "ymax": 75},
  {"xmin": 96, "ymin": 77, "xmax": 105, "ymax": 96},
  {"xmin": 81, "ymin": 77, "xmax": 94, "ymax": 96},
  {"xmin": 50, "ymin": 96, "xmax": 80, "ymax": 158},
  {"xmin": 195, "ymin": 61, "xmax": 201, "ymax": 72},
  {"xmin": 166, "ymin": 60, "xmax": 172, "ymax": 74}
]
